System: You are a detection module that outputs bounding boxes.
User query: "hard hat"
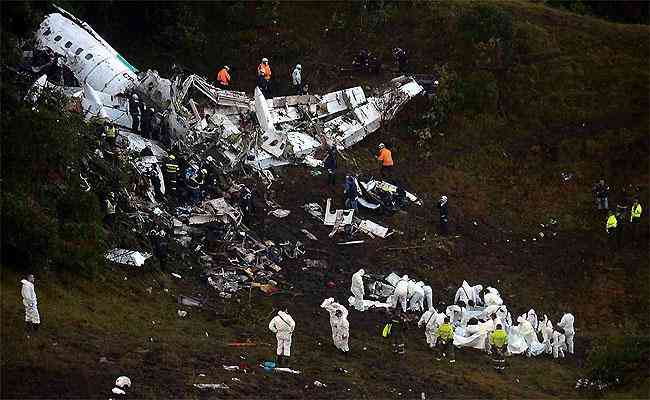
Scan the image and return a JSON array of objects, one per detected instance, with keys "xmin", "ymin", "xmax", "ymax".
[
  {"xmin": 296, "ymin": 64, "xmax": 302, "ymax": 70},
  {"xmin": 378, "ymin": 143, "xmax": 385, "ymax": 149},
  {"xmin": 224, "ymin": 65, "xmax": 230, "ymax": 70},
  {"xmin": 169, "ymin": 155, "xmax": 175, "ymax": 160},
  {"xmin": 441, "ymin": 195, "xmax": 448, "ymax": 203},
  {"xmin": 132, "ymin": 93, "xmax": 138, "ymax": 99},
  {"xmin": 262, "ymin": 57, "xmax": 269, "ymax": 62}
]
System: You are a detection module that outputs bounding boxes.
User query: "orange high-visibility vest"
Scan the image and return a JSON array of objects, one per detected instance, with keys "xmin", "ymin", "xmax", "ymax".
[
  {"xmin": 258, "ymin": 63, "xmax": 272, "ymax": 80},
  {"xmin": 217, "ymin": 68, "xmax": 231, "ymax": 86},
  {"xmin": 378, "ymin": 148, "xmax": 394, "ymax": 166}
]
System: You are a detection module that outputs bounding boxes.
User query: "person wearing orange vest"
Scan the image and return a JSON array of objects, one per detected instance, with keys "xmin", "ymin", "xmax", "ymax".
[
  {"xmin": 377, "ymin": 143, "xmax": 394, "ymax": 181},
  {"xmin": 216, "ymin": 65, "xmax": 231, "ymax": 88},
  {"xmin": 257, "ymin": 57, "xmax": 272, "ymax": 97}
]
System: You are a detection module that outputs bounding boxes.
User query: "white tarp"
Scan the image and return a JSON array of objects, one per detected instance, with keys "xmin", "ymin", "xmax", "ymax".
[{"xmin": 105, "ymin": 248, "xmax": 152, "ymax": 266}]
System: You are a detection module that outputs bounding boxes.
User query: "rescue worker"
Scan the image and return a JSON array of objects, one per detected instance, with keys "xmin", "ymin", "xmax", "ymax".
[
  {"xmin": 321, "ymin": 298, "xmax": 350, "ymax": 354},
  {"xmin": 217, "ymin": 65, "xmax": 231, "ymax": 88},
  {"xmin": 394, "ymin": 275, "xmax": 409, "ymax": 313},
  {"xmin": 392, "ymin": 47, "xmax": 408, "ymax": 73},
  {"xmin": 630, "ymin": 198, "xmax": 642, "ymax": 239},
  {"xmin": 418, "ymin": 308, "xmax": 445, "ymax": 349},
  {"xmin": 104, "ymin": 121, "xmax": 117, "ymax": 147},
  {"xmin": 258, "ymin": 57, "xmax": 272, "ymax": 97},
  {"xmin": 129, "ymin": 93, "xmax": 142, "ymax": 134},
  {"xmin": 269, "ymin": 308, "xmax": 295, "ymax": 367},
  {"xmin": 552, "ymin": 328, "xmax": 567, "ymax": 359},
  {"xmin": 606, "ymin": 210, "xmax": 618, "ymax": 249},
  {"xmin": 435, "ymin": 317, "xmax": 455, "ymax": 362},
  {"xmin": 344, "ymin": 174, "xmax": 358, "ymax": 211},
  {"xmin": 104, "ymin": 192, "xmax": 116, "ymax": 227},
  {"xmin": 388, "ymin": 308, "xmax": 406, "ymax": 354},
  {"xmin": 164, "ymin": 155, "xmax": 179, "ymax": 198},
  {"xmin": 490, "ymin": 324, "xmax": 508, "ymax": 372},
  {"xmin": 557, "ymin": 313, "xmax": 575, "ymax": 355},
  {"xmin": 350, "ymin": 269, "xmax": 365, "ymax": 311},
  {"xmin": 292, "ymin": 64, "xmax": 303, "ymax": 95},
  {"xmin": 323, "ymin": 146, "xmax": 337, "ymax": 186},
  {"xmin": 149, "ymin": 230, "xmax": 169, "ymax": 271},
  {"xmin": 438, "ymin": 195, "xmax": 449, "ymax": 235},
  {"xmin": 186, "ymin": 169, "xmax": 205, "ymax": 205},
  {"xmin": 141, "ymin": 106, "xmax": 156, "ymax": 139},
  {"xmin": 377, "ymin": 143, "xmax": 394, "ymax": 181},
  {"xmin": 21, "ymin": 274, "xmax": 40, "ymax": 336},
  {"xmin": 239, "ymin": 185, "xmax": 254, "ymax": 226},
  {"xmin": 592, "ymin": 179, "xmax": 609, "ymax": 210}
]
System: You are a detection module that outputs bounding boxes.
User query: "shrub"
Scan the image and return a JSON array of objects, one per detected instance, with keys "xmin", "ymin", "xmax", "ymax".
[{"xmin": 586, "ymin": 336, "xmax": 650, "ymax": 388}]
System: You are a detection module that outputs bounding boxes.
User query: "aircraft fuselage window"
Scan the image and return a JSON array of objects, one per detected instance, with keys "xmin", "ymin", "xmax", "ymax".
[
  {"xmin": 43, "ymin": 28, "xmax": 52, "ymax": 36},
  {"xmin": 54, "ymin": 35, "xmax": 62, "ymax": 41},
  {"xmin": 85, "ymin": 54, "xmax": 93, "ymax": 60},
  {"xmin": 75, "ymin": 48, "xmax": 83, "ymax": 55},
  {"xmin": 65, "ymin": 41, "xmax": 72, "ymax": 48}
]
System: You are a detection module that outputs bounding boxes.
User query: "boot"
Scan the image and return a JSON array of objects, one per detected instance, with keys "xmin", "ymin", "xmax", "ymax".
[
  {"xmin": 284, "ymin": 356, "xmax": 290, "ymax": 367},
  {"xmin": 276, "ymin": 355, "xmax": 282, "ymax": 367}
]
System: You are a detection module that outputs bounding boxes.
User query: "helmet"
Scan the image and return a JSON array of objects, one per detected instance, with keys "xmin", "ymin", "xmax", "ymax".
[
  {"xmin": 440, "ymin": 195, "xmax": 448, "ymax": 204},
  {"xmin": 224, "ymin": 65, "xmax": 230, "ymax": 70},
  {"xmin": 262, "ymin": 57, "xmax": 269, "ymax": 63},
  {"xmin": 378, "ymin": 143, "xmax": 385, "ymax": 149},
  {"xmin": 169, "ymin": 155, "xmax": 175, "ymax": 160},
  {"xmin": 296, "ymin": 64, "xmax": 302, "ymax": 70},
  {"xmin": 132, "ymin": 93, "xmax": 138, "ymax": 99}
]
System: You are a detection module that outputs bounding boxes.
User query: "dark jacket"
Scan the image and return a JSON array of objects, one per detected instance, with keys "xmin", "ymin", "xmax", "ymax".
[{"xmin": 324, "ymin": 149, "xmax": 337, "ymax": 170}]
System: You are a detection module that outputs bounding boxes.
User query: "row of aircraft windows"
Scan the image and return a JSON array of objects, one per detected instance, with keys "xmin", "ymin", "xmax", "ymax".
[{"xmin": 43, "ymin": 28, "xmax": 93, "ymax": 60}]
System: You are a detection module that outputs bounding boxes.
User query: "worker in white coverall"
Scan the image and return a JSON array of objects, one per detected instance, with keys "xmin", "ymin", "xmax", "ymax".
[
  {"xmin": 540, "ymin": 316, "xmax": 554, "ymax": 355},
  {"xmin": 552, "ymin": 328, "xmax": 567, "ymax": 359},
  {"xmin": 350, "ymin": 269, "xmax": 366, "ymax": 311},
  {"xmin": 423, "ymin": 284, "xmax": 433, "ymax": 311},
  {"xmin": 269, "ymin": 309, "xmax": 295, "ymax": 366},
  {"xmin": 321, "ymin": 298, "xmax": 350, "ymax": 353},
  {"xmin": 394, "ymin": 275, "xmax": 409, "ymax": 313},
  {"xmin": 408, "ymin": 280, "xmax": 425, "ymax": 311},
  {"xmin": 557, "ymin": 313, "xmax": 575, "ymax": 354},
  {"xmin": 454, "ymin": 281, "xmax": 483, "ymax": 306},
  {"xmin": 418, "ymin": 308, "xmax": 445, "ymax": 348},
  {"xmin": 21, "ymin": 274, "xmax": 40, "ymax": 335},
  {"xmin": 483, "ymin": 287, "xmax": 503, "ymax": 306}
]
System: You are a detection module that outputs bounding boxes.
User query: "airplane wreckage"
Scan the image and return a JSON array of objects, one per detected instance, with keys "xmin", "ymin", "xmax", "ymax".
[{"xmin": 26, "ymin": 6, "xmax": 425, "ymax": 171}]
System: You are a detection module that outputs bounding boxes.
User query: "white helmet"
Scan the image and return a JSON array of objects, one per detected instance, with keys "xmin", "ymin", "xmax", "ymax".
[
  {"xmin": 224, "ymin": 65, "xmax": 230, "ymax": 70},
  {"xmin": 440, "ymin": 195, "xmax": 448, "ymax": 204},
  {"xmin": 296, "ymin": 64, "xmax": 302, "ymax": 70},
  {"xmin": 378, "ymin": 143, "xmax": 385, "ymax": 149},
  {"xmin": 132, "ymin": 93, "xmax": 138, "ymax": 99},
  {"xmin": 262, "ymin": 57, "xmax": 269, "ymax": 63}
]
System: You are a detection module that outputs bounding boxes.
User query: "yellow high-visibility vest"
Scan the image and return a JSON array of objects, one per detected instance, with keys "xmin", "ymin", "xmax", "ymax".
[{"xmin": 606, "ymin": 214, "xmax": 617, "ymax": 229}]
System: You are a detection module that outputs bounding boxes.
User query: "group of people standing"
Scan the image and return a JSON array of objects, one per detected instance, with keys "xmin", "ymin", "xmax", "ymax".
[
  {"xmin": 215, "ymin": 57, "xmax": 306, "ymax": 98},
  {"xmin": 595, "ymin": 179, "xmax": 643, "ymax": 249}
]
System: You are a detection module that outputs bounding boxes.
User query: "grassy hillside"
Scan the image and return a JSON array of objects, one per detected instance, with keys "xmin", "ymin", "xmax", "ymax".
[{"xmin": 1, "ymin": 1, "xmax": 649, "ymax": 398}]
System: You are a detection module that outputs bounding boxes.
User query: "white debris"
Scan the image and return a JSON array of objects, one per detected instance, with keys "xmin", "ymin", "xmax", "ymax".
[
  {"xmin": 105, "ymin": 249, "xmax": 151, "ymax": 266},
  {"xmin": 177, "ymin": 310, "xmax": 187, "ymax": 318},
  {"xmin": 193, "ymin": 383, "xmax": 229, "ymax": 390},
  {"xmin": 269, "ymin": 209, "xmax": 291, "ymax": 218},
  {"xmin": 111, "ymin": 387, "xmax": 126, "ymax": 395}
]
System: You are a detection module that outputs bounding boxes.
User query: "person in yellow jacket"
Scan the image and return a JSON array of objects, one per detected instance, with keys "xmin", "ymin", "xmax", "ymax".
[
  {"xmin": 630, "ymin": 198, "xmax": 642, "ymax": 240},
  {"xmin": 216, "ymin": 65, "xmax": 231, "ymax": 88},
  {"xmin": 435, "ymin": 317, "xmax": 455, "ymax": 363},
  {"xmin": 606, "ymin": 210, "xmax": 618, "ymax": 249},
  {"xmin": 490, "ymin": 324, "xmax": 508, "ymax": 373}
]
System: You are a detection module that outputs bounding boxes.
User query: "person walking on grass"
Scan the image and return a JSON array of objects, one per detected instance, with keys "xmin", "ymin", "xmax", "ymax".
[{"xmin": 21, "ymin": 274, "xmax": 40, "ymax": 337}]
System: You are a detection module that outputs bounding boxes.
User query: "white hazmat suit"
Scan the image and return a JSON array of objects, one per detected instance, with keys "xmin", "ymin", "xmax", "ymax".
[
  {"xmin": 557, "ymin": 313, "xmax": 575, "ymax": 354},
  {"xmin": 321, "ymin": 298, "xmax": 350, "ymax": 352},
  {"xmin": 394, "ymin": 275, "xmax": 409, "ymax": 313},
  {"xmin": 269, "ymin": 311, "xmax": 295, "ymax": 356},
  {"xmin": 418, "ymin": 309, "xmax": 445, "ymax": 347},
  {"xmin": 454, "ymin": 281, "xmax": 483, "ymax": 306},
  {"xmin": 552, "ymin": 330, "xmax": 567, "ymax": 358},
  {"xmin": 350, "ymin": 269, "xmax": 366, "ymax": 311},
  {"xmin": 21, "ymin": 279, "xmax": 40, "ymax": 325},
  {"xmin": 423, "ymin": 285, "xmax": 433, "ymax": 311},
  {"xmin": 527, "ymin": 309, "xmax": 539, "ymax": 331},
  {"xmin": 540, "ymin": 316, "xmax": 554, "ymax": 355},
  {"xmin": 483, "ymin": 287, "xmax": 503, "ymax": 306},
  {"xmin": 408, "ymin": 281, "xmax": 425, "ymax": 311},
  {"xmin": 517, "ymin": 315, "xmax": 545, "ymax": 356}
]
